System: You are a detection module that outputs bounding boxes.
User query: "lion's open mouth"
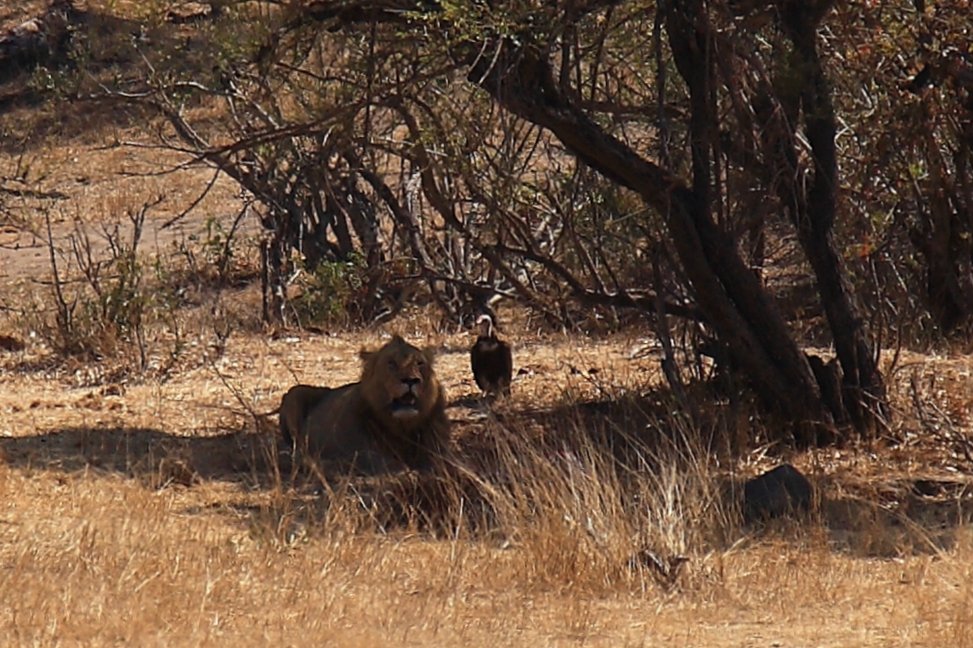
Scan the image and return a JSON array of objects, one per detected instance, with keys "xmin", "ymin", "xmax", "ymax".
[{"xmin": 390, "ymin": 392, "xmax": 420, "ymax": 417}]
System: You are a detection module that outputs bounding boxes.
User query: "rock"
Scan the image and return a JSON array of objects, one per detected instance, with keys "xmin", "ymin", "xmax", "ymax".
[{"xmin": 743, "ymin": 463, "xmax": 812, "ymax": 523}]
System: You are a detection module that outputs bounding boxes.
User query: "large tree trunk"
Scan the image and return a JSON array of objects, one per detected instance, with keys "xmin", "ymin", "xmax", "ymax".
[
  {"xmin": 469, "ymin": 44, "xmax": 831, "ymax": 442},
  {"xmin": 766, "ymin": 0, "xmax": 888, "ymax": 435}
]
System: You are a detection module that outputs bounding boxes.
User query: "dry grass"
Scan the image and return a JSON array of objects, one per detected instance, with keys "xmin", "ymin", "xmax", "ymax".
[
  {"xmin": 1, "ymin": 450, "xmax": 973, "ymax": 646},
  {"xmin": 1, "ymin": 323, "xmax": 973, "ymax": 646}
]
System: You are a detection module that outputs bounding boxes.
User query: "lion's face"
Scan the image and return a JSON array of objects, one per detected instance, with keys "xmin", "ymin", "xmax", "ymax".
[
  {"xmin": 297, "ymin": 334, "xmax": 451, "ymax": 472},
  {"xmin": 360, "ymin": 336, "xmax": 440, "ymax": 421}
]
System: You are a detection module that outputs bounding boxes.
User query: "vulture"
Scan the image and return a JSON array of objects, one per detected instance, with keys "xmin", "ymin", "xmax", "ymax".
[{"xmin": 470, "ymin": 314, "xmax": 513, "ymax": 397}]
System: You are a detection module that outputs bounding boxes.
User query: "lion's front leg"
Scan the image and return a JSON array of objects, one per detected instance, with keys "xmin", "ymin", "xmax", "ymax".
[
  {"xmin": 411, "ymin": 408, "xmax": 453, "ymax": 473},
  {"xmin": 353, "ymin": 444, "xmax": 409, "ymax": 476}
]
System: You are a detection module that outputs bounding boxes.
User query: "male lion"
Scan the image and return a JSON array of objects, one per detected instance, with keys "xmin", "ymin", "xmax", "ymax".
[{"xmin": 293, "ymin": 335, "xmax": 451, "ymax": 475}]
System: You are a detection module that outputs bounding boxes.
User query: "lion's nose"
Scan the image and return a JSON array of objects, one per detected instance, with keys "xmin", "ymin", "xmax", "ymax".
[{"xmin": 403, "ymin": 378, "xmax": 421, "ymax": 392}]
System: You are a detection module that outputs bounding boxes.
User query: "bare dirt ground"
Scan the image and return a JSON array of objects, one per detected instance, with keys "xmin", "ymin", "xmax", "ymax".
[
  {"xmin": 0, "ymin": 127, "xmax": 254, "ymax": 283},
  {"xmin": 2, "ymin": 2, "xmax": 973, "ymax": 646}
]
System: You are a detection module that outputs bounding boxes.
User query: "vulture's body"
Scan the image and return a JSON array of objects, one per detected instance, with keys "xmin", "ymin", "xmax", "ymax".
[{"xmin": 470, "ymin": 315, "xmax": 513, "ymax": 396}]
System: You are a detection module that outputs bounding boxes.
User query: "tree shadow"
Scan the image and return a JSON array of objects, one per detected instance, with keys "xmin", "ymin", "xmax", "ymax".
[
  {"xmin": 720, "ymin": 469, "xmax": 973, "ymax": 558},
  {"xmin": 0, "ymin": 425, "xmax": 286, "ymax": 488},
  {"xmin": 521, "ymin": 387, "xmax": 973, "ymax": 558},
  {"xmin": 3, "ymin": 397, "xmax": 969, "ymax": 556},
  {"xmin": 0, "ymin": 423, "xmax": 494, "ymax": 539},
  {"xmin": 229, "ymin": 465, "xmax": 497, "ymax": 546},
  {"xmin": 817, "ymin": 477, "xmax": 973, "ymax": 557}
]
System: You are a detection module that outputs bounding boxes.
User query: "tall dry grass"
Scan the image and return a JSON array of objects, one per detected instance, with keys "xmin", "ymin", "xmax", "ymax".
[{"xmin": 2, "ymin": 400, "xmax": 973, "ymax": 646}]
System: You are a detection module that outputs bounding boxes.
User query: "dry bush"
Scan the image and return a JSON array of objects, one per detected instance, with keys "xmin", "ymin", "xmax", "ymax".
[{"xmin": 1, "ymin": 192, "xmax": 262, "ymax": 384}]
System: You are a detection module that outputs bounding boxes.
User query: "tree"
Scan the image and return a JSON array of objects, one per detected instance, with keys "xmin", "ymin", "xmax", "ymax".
[
  {"xmin": 245, "ymin": 0, "xmax": 885, "ymax": 441},
  {"xmin": 102, "ymin": 0, "xmax": 936, "ymax": 444}
]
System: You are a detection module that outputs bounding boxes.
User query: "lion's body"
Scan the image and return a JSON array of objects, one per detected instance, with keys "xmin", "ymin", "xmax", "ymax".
[
  {"xmin": 296, "ymin": 336, "xmax": 451, "ymax": 475},
  {"xmin": 278, "ymin": 384, "xmax": 334, "ymax": 446}
]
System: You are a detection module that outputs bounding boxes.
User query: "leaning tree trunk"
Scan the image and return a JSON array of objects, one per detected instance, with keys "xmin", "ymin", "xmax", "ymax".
[
  {"xmin": 469, "ymin": 44, "xmax": 832, "ymax": 444},
  {"xmin": 659, "ymin": 0, "xmax": 832, "ymax": 443}
]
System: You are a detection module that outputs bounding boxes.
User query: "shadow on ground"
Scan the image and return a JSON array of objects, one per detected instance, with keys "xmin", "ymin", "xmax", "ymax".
[
  {"xmin": 0, "ymin": 423, "xmax": 491, "ymax": 538},
  {"xmin": 816, "ymin": 478, "xmax": 973, "ymax": 557},
  {"xmin": 2, "ymin": 409, "xmax": 970, "ymax": 556},
  {"xmin": 725, "ymin": 472, "xmax": 973, "ymax": 558},
  {"xmin": 0, "ymin": 425, "xmax": 284, "ymax": 487}
]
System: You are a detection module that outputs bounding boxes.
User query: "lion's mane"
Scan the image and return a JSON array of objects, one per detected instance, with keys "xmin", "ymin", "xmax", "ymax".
[{"xmin": 294, "ymin": 335, "xmax": 451, "ymax": 474}]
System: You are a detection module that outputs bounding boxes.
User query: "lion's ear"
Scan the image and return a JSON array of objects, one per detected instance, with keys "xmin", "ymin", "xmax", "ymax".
[
  {"xmin": 359, "ymin": 347, "xmax": 375, "ymax": 363},
  {"xmin": 421, "ymin": 347, "xmax": 437, "ymax": 366}
]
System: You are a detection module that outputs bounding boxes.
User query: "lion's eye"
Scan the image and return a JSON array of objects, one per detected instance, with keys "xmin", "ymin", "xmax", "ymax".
[{"xmin": 387, "ymin": 359, "xmax": 397, "ymax": 370}]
